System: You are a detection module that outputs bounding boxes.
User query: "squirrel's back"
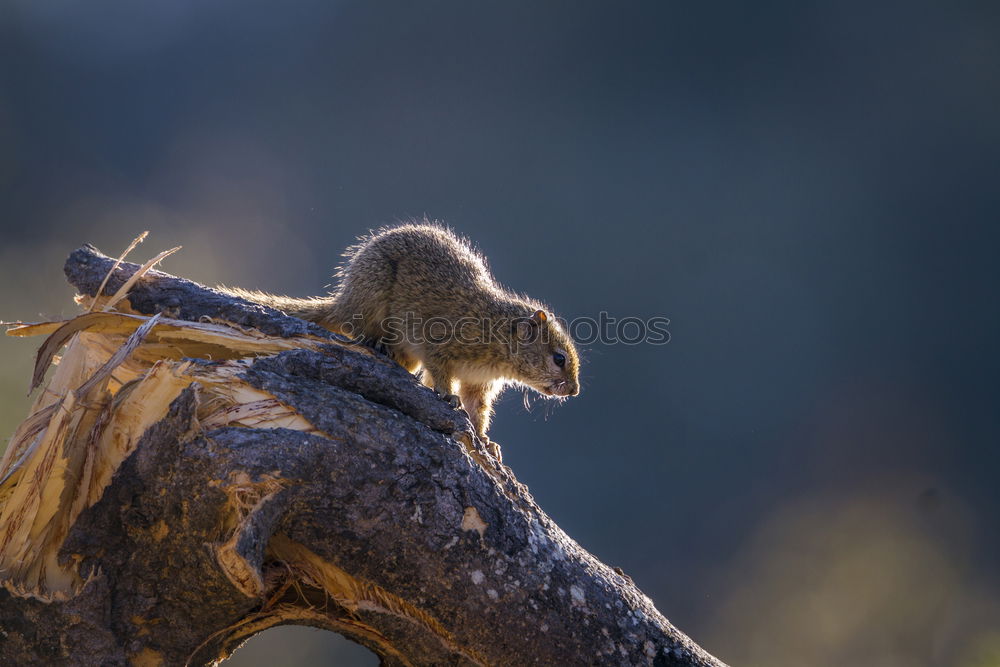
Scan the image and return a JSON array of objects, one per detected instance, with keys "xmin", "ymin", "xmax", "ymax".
[{"xmin": 331, "ymin": 223, "xmax": 505, "ymax": 336}]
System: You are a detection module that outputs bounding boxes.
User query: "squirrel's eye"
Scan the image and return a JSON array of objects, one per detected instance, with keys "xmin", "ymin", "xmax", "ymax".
[{"xmin": 553, "ymin": 352, "xmax": 566, "ymax": 368}]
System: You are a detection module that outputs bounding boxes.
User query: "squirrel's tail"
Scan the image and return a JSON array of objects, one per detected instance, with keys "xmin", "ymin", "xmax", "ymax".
[{"xmin": 219, "ymin": 287, "xmax": 350, "ymax": 333}]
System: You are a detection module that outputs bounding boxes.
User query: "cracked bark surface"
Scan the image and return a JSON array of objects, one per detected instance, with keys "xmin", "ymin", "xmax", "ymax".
[{"xmin": 0, "ymin": 245, "xmax": 727, "ymax": 667}]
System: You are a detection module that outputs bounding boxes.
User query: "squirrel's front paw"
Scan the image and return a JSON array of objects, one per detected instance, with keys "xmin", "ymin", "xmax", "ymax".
[{"xmin": 443, "ymin": 393, "xmax": 462, "ymax": 409}]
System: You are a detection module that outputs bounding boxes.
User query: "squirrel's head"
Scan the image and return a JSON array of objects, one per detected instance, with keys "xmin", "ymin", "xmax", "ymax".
[{"xmin": 510, "ymin": 309, "xmax": 580, "ymax": 399}]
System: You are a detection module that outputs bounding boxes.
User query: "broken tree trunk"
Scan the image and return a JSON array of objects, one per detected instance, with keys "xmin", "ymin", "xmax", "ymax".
[{"xmin": 0, "ymin": 244, "xmax": 726, "ymax": 666}]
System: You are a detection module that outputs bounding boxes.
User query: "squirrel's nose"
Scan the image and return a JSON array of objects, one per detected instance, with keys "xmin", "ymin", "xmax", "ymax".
[{"xmin": 554, "ymin": 380, "xmax": 579, "ymax": 397}]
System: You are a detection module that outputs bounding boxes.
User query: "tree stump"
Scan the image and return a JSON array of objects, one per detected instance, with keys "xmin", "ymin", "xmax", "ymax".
[{"xmin": 0, "ymin": 245, "xmax": 726, "ymax": 667}]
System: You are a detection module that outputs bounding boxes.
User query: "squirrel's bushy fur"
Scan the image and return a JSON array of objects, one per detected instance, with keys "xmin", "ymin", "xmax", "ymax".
[{"xmin": 226, "ymin": 222, "xmax": 580, "ymax": 442}]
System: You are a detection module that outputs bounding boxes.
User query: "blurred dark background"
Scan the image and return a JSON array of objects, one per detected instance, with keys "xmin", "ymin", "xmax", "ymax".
[{"xmin": 2, "ymin": 1, "xmax": 999, "ymax": 665}]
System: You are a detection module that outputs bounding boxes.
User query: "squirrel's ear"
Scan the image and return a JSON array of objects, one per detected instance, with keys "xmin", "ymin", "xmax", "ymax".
[{"xmin": 532, "ymin": 309, "xmax": 547, "ymax": 324}]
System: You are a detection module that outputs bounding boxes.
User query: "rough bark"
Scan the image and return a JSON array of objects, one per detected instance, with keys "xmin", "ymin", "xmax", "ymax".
[{"xmin": 0, "ymin": 245, "xmax": 726, "ymax": 667}]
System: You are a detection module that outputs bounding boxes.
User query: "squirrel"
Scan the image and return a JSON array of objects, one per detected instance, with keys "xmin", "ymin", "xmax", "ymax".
[{"xmin": 227, "ymin": 222, "xmax": 580, "ymax": 448}]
